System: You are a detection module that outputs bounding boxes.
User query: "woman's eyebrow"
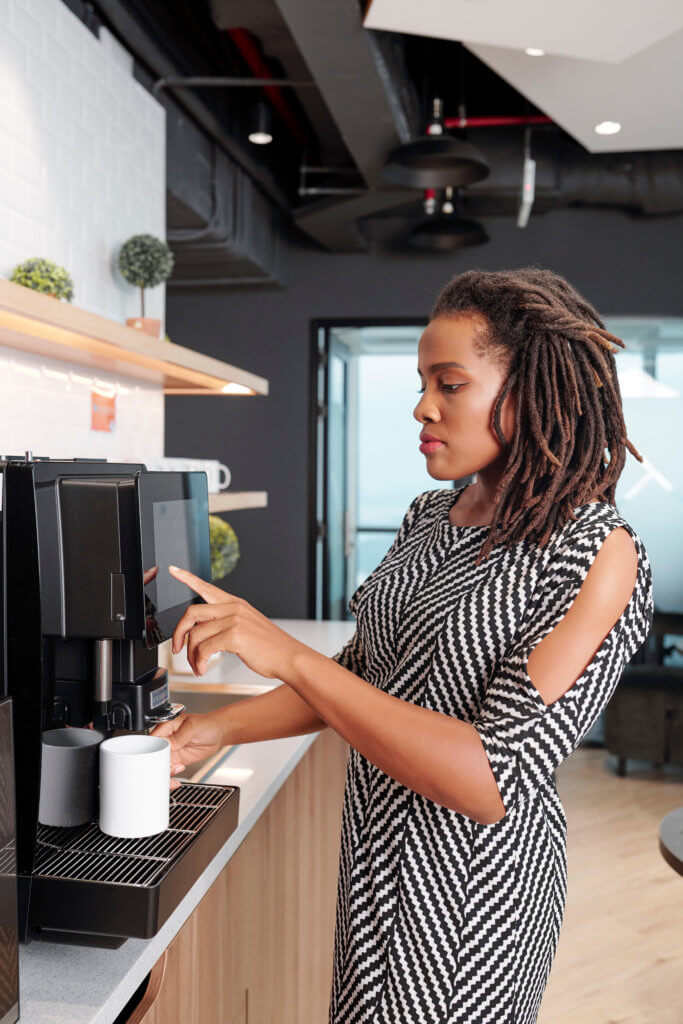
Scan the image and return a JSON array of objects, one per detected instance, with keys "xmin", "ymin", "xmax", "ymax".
[{"xmin": 417, "ymin": 361, "xmax": 470, "ymax": 376}]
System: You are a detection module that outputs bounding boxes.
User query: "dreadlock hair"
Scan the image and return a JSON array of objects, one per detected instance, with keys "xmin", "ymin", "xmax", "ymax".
[{"xmin": 429, "ymin": 266, "xmax": 644, "ymax": 565}]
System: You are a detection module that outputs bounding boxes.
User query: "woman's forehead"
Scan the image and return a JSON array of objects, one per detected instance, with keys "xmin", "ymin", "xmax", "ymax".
[{"xmin": 418, "ymin": 315, "xmax": 489, "ymax": 362}]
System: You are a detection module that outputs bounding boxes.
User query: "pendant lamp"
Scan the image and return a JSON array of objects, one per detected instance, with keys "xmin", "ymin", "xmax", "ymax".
[
  {"xmin": 409, "ymin": 188, "xmax": 489, "ymax": 250},
  {"xmin": 382, "ymin": 98, "xmax": 490, "ymax": 189},
  {"xmin": 409, "ymin": 215, "xmax": 489, "ymax": 250},
  {"xmin": 249, "ymin": 99, "xmax": 273, "ymax": 145}
]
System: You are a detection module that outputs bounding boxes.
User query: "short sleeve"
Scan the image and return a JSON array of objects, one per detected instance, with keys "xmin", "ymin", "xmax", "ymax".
[{"xmin": 473, "ymin": 513, "xmax": 654, "ymax": 819}]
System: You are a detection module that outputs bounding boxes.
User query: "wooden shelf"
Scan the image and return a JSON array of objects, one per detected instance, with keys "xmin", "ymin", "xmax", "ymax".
[
  {"xmin": 208, "ymin": 490, "xmax": 268, "ymax": 512},
  {"xmin": 0, "ymin": 279, "xmax": 269, "ymax": 396}
]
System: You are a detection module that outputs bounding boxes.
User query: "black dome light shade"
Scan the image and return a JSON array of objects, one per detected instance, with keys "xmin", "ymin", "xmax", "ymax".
[
  {"xmin": 409, "ymin": 214, "xmax": 489, "ymax": 250},
  {"xmin": 382, "ymin": 135, "xmax": 490, "ymax": 189}
]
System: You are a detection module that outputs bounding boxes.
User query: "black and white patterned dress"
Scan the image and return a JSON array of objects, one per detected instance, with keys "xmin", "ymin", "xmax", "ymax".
[{"xmin": 328, "ymin": 484, "xmax": 654, "ymax": 1024}]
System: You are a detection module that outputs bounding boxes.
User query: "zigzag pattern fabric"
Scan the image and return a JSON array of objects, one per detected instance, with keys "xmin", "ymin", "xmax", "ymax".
[{"xmin": 328, "ymin": 484, "xmax": 654, "ymax": 1024}]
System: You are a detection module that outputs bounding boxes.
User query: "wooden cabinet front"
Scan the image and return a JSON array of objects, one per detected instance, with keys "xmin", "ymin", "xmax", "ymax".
[{"xmin": 129, "ymin": 727, "xmax": 350, "ymax": 1024}]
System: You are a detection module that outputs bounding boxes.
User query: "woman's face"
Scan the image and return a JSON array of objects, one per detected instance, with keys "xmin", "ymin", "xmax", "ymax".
[{"xmin": 414, "ymin": 313, "xmax": 516, "ymax": 482}]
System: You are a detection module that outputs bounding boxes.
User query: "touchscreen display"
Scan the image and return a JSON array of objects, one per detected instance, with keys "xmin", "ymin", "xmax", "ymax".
[
  {"xmin": 138, "ymin": 471, "xmax": 211, "ymax": 648},
  {"xmin": 152, "ymin": 498, "xmax": 202, "ymax": 612}
]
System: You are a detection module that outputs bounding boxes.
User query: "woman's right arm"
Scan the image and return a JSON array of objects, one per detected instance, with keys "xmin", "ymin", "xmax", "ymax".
[
  {"xmin": 152, "ymin": 684, "xmax": 327, "ymax": 785},
  {"xmin": 218, "ymin": 683, "xmax": 328, "ymax": 743},
  {"xmin": 153, "ymin": 628, "xmax": 369, "ymax": 782}
]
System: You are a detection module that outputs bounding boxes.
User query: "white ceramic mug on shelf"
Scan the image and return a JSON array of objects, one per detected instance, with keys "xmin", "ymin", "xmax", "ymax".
[
  {"xmin": 143, "ymin": 457, "xmax": 230, "ymax": 492},
  {"xmin": 99, "ymin": 735, "xmax": 171, "ymax": 838},
  {"xmin": 144, "ymin": 457, "xmax": 195, "ymax": 472},
  {"xmin": 203, "ymin": 460, "xmax": 231, "ymax": 493}
]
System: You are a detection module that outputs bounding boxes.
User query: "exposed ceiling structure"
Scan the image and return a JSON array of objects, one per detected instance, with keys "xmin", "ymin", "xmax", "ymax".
[
  {"xmin": 89, "ymin": 0, "xmax": 683, "ymax": 285},
  {"xmin": 364, "ymin": 0, "xmax": 683, "ymax": 65},
  {"xmin": 364, "ymin": 0, "xmax": 683, "ymax": 153}
]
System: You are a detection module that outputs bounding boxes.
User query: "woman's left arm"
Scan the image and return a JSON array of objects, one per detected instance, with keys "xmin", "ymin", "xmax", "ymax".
[{"xmin": 168, "ymin": 529, "xmax": 637, "ymax": 827}]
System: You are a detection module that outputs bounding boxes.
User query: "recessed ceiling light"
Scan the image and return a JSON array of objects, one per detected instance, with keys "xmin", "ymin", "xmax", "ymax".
[
  {"xmin": 594, "ymin": 121, "xmax": 622, "ymax": 135},
  {"xmin": 525, "ymin": 48, "xmax": 545, "ymax": 57}
]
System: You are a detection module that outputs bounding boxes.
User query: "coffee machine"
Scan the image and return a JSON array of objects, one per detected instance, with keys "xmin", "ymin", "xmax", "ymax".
[{"xmin": 1, "ymin": 455, "xmax": 240, "ymax": 946}]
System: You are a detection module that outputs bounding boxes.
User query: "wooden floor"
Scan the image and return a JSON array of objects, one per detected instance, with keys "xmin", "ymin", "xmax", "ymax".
[{"xmin": 538, "ymin": 747, "xmax": 683, "ymax": 1024}]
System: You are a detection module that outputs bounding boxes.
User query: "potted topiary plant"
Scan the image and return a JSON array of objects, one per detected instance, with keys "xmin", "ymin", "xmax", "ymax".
[
  {"xmin": 209, "ymin": 515, "xmax": 240, "ymax": 581},
  {"xmin": 117, "ymin": 233, "xmax": 174, "ymax": 338},
  {"xmin": 10, "ymin": 257, "xmax": 74, "ymax": 301}
]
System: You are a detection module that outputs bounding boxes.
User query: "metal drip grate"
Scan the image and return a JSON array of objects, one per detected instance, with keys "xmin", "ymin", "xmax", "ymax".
[{"xmin": 34, "ymin": 782, "xmax": 237, "ymax": 888}]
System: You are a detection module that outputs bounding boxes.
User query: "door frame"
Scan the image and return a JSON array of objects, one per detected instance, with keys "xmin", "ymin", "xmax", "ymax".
[{"xmin": 307, "ymin": 317, "xmax": 427, "ymax": 619}]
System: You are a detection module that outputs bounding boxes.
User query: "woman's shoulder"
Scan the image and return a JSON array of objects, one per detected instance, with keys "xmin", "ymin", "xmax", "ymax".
[
  {"xmin": 543, "ymin": 500, "xmax": 652, "ymax": 596},
  {"xmin": 550, "ymin": 500, "xmax": 645, "ymax": 552}
]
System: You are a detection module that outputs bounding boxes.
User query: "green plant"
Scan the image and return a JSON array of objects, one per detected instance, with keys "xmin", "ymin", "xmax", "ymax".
[
  {"xmin": 10, "ymin": 257, "xmax": 74, "ymax": 301},
  {"xmin": 117, "ymin": 234, "xmax": 174, "ymax": 317},
  {"xmin": 209, "ymin": 515, "xmax": 240, "ymax": 581}
]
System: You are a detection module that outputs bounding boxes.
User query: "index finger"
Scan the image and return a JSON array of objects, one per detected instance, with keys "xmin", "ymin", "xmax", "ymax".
[{"xmin": 168, "ymin": 565, "xmax": 228, "ymax": 604}]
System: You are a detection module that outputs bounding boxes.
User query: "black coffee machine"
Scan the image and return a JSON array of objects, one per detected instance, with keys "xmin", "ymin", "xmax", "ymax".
[{"xmin": 2, "ymin": 455, "xmax": 240, "ymax": 946}]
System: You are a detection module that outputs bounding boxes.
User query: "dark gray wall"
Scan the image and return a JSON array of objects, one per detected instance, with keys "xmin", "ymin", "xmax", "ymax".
[{"xmin": 166, "ymin": 206, "xmax": 683, "ymax": 618}]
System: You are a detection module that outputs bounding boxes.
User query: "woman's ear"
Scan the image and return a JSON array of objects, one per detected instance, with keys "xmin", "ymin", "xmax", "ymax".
[
  {"xmin": 492, "ymin": 377, "xmax": 517, "ymax": 447},
  {"xmin": 503, "ymin": 382, "xmax": 518, "ymax": 445}
]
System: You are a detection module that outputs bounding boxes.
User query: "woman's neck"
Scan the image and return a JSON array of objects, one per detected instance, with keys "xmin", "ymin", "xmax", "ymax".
[{"xmin": 449, "ymin": 479, "xmax": 600, "ymax": 528}]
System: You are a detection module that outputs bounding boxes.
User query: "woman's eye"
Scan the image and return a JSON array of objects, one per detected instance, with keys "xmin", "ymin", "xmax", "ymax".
[{"xmin": 416, "ymin": 384, "xmax": 463, "ymax": 394}]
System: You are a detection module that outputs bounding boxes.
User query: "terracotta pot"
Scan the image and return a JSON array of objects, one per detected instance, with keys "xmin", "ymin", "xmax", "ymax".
[{"xmin": 126, "ymin": 317, "xmax": 161, "ymax": 338}]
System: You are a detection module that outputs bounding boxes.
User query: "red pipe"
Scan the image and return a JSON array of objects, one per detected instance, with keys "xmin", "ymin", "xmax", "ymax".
[
  {"xmin": 443, "ymin": 114, "xmax": 553, "ymax": 129},
  {"xmin": 227, "ymin": 27, "xmax": 309, "ymax": 148}
]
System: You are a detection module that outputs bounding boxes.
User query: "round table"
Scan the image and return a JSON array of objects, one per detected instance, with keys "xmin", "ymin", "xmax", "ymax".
[{"xmin": 659, "ymin": 807, "xmax": 683, "ymax": 876}]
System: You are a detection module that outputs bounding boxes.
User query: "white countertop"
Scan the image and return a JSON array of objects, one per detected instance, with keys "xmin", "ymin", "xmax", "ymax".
[{"xmin": 18, "ymin": 619, "xmax": 355, "ymax": 1024}]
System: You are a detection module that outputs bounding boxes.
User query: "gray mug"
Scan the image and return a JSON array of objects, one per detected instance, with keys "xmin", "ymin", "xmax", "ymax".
[{"xmin": 39, "ymin": 728, "xmax": 105, "ymax": 828}]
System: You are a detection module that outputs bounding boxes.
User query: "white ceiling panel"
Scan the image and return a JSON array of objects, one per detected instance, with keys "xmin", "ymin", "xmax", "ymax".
[
  {"xmin": 465, "ymin": 33, "xmax": 683, "ymax": 152},
  {"xmin": 363, "ymin": 0, "xmax": 683, "ymax": 64}
]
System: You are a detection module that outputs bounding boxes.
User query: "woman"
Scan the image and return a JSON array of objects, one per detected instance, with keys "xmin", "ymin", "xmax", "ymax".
[{"xmin": 154, "ymin": 267, "xmax": 654, "ymax": 1024}]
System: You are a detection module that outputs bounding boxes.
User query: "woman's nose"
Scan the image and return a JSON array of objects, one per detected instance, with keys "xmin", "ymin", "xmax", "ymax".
[{"xmin": 413, "ymin": 389, "xmax": 439, "ymax": 422}]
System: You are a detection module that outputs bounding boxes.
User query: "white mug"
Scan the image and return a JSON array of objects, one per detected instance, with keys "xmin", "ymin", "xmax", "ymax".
[
  {"xmin": 99, "ymin": 735, "xmax": 170, "ymax": 838},
  {"xmin": 203, "ymin": 460, "xmax": 231, "ymax": 493},
  {"xmin": 144, "ymin": 457, "xmax": 195, "ymax": 472},
  {"xmin": 143, "ymin": 457, "xmax": 231, "ymax": 492}
]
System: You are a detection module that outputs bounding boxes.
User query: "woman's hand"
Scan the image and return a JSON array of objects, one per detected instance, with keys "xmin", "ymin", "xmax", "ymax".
[
  {"xmin": 168, "ymin": 565, "xmax": 307, "ymax": 678},
  {"xmin": 151, "ymin": 710, "xmax": 228, "ymax": 790}
]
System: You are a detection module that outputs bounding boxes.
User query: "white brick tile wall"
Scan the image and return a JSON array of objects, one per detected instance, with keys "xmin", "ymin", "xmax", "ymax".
[
  {"xmin": 0, "ymin": 0, "xmax": 168, "ymax": 462},
  {"xmin": 0, "ymin": 0, "xmax": 166, "ymax": 324},
  {"xmin": 0, "ymin": 346, "xmax": 164, "ymax": 463}
]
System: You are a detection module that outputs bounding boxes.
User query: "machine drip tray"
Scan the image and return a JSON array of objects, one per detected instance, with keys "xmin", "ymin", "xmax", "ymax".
[{"xmin": 28, "ymin": 782, "xmax": 240, "ymax": 945}]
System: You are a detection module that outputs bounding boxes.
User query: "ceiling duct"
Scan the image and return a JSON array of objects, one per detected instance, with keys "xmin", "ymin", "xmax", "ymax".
[
  {"xmin": 166, "ymin": 108, "xmax": 282, "ymax": 287},
  {"xmin": 210, "ymin": 0, "xmax": 421, "ymax": 251},
  {"xmin": 359, "ymin": 129, "xmax": 683, "ymax": 249},
  {"xmin": 209, "ymin": 0, "xmax": 363, "ymax": 169}
]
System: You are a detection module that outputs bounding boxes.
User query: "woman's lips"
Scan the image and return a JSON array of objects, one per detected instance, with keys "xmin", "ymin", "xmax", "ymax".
[{"xmin": 419, "ymin": 440, "xmax": 446, "ymax": 454}]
